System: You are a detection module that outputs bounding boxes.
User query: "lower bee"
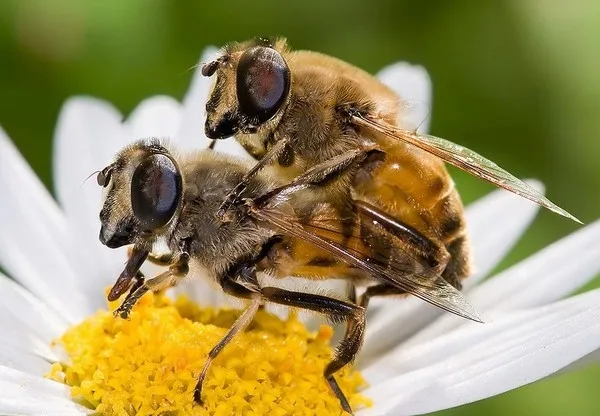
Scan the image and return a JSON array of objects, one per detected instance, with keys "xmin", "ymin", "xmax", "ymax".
[{"xmin": 97, "ymin": 139, "xmax": 482, "ymax": 414}]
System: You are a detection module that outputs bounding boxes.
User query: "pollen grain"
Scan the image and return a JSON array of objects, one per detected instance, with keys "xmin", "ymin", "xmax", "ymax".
[{"xmin": 46, "ymin": 291, "xmax": 371, "ymax": 415}]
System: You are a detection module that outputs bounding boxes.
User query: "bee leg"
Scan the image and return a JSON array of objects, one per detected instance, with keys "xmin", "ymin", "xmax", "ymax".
[
  {"xmin": 218, "ymin": 138, "xmax": 291, "ymax": 216},
  {"xmin": 194, "ymin": 269, "xmax": 261, "ymax": 404},
  {"xmin": 283, "ymin": 148, "xmax": 372, "ymax": 188},
  {"xmin": 195, "ymin": 237, "xmax": 282, "ymax": 403},
  {"xmin": 125, "ymin": 246, "xmax": 176, "ymax": 268},
  {"xmin": 355, "ymin": 200, "xmax": 450, "ymax": 275},
  {"xmin": 357, "ymin": 284, "xmax": 406, "ymax": 309},
  {"xmin": 196, "ymin": 296, "xmax": 261, "ymax": 392},
  {"xmin": 194, "ymin": 294, "xmax": 261, "ymax": 404},
  {"xmin": 260, "ymin": 286, "xmax": 365, "ymax": 415},
  {"xmin": 146, "ymin": 252, "xmax": 176, "ymax": 266},
  {"xmin": 252, "ymin": 235, "xmax": 283, "ymax": 309},
  {"xmin": 113, "ymin": 254, "xmax": 189, "ymax": 319},
  {"xmin": 207, "ymin": 139, "xmax": 217, "ymax": 150},
  {"xmin": 253, "ymin": 147, "xmax": 373, "ymax": 208},
  {"xmin": 346, "ymin": 282, "xmax": 358, "ymax": 304},
  {"xmin": 107, "ymin": 246, "xmax": 149, "ymax": 302},
  {"xmin": 124, "ymin": 270, "xmax": 146, "ymax": 297}
]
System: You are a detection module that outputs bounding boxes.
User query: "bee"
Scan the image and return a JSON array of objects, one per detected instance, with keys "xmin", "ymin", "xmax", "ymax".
[
  {"xmin": 201, "ymin": 37, "xmax": 580, "ymax": 294},
  {"xmin": 97, "ymin": 139, "xmax": 482, "ymax": 414}
]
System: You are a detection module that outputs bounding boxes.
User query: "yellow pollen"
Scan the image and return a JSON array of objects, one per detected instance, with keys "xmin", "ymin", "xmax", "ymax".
[{"xmin": 46, "ymin": 291, "xmax": 372, "ymax": 415}]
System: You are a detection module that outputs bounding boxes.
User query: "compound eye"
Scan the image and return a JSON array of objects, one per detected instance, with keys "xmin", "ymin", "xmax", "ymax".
[
  {"xmin": 130, "ymin": 154, "xmax": 182, "ymax": 231},
  {"xmin": 236, "ymin": 46, "xmax": 291, "ymax": 125}
]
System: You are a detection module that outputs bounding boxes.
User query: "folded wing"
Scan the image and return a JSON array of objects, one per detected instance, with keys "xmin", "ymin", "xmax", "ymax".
[{"xmin": 352, "ymin": 113, "xmax": 580, "ymax": 224}]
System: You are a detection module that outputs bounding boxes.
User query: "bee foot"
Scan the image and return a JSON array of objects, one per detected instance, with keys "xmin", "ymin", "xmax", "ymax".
[
  {"xmin": 193, "ymin": 388, "xmax": 204, "ymax": 406},
  {"xmin": 113, "ymin": 304, "xmax": 132, "ymax": 320}
]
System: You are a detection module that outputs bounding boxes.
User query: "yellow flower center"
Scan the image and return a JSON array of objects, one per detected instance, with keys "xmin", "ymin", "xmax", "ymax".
[{"xmin": 46, "ymin": 291, "xmax": 371, "ymax": 415}]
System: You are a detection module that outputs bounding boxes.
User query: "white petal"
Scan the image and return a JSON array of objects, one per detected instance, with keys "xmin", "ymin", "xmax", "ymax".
[
  {"xmin": 360, "ymin": 183, "xmax": 539, "ymax": 363},
  {"xmin": 365, "ymin": 292, "xmax": 596, "ymax": 383},
  {"xmin": 0, "ymin": 273, "xmax": 66, "ymax": 353},
  {"xmin": 0, "ymin": 127, "xmax": 91, "ymax": 323},
  {"xmin": 53, "ymin": 97, "xmax": 128, "ymax": 215},
  {"xmin": 377, "ymin": 62, "xmax": 432, "ymax": 133},
  {"xmin": 0, "ymin": 366, "xmax": 89, "ymax": 415},
  {"xmin": 463, "ymin": 180, "xmax": 543, "ymax": 289},
  {"xmin": 361, "ymin": 289, "xmax": 600, "ymax": 415},
  {"xmin": 177, "ymin": 47, "xmax": 220, "ymax": 150},
  {"xmin": 212, "ymin": 137, "xmax": 254, "ymax": 160},
  {"xmin": 471, "ymin": 219, "xmax": 600, "ymax": 310},
  {"xmin": 54, "ymin": 96, "xmax": 129, "ymax": 184},
  {"xmin": 168, "ymin": 274, "xmax": 227, "ymax": 307},
  {"xmin": 53, "ymin": 97, "xmax": 127, "ymax": 296},
  {"xmin": 0, "ymin": 289, "xmax": 64, "ymax": 369},
  {"xmin": 126, "ymin": 95, "xmax": 182, "ymax": 139},
  {"xmin": 401, "ymin": 181, "xmax": 544, "ymax": 344},
  {"xmin": 0, "ymin": 344, "xmax": 52, "ymax": 376}
]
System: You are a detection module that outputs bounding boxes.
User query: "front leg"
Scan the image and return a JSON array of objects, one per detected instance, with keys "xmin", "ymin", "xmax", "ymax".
[
  {"xmin": 127, "ymin": 245, "xmax": 176, "ymax": 267},
  {"xmin": 253, "ymin": 147, "xmax": 374, "ymax": 209},
  {"xmin": 108, "ymin": 245, "xmax": 149, "ymax": 301},
  {"xmin": 146, "ymin": 252, "xmax": 176, "ymax": 266},
  {"xmin": 217, "ymin": 137, "xmax": 291, "ymax": 217},
  {"xmin": 114, "ymin": 253, "xmax": 190, "ymax": 319}
]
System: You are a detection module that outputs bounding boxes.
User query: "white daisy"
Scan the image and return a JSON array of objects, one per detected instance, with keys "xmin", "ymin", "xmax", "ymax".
[{"xmin": 0, "ymin": 46, "xmax": 599, "ymax": 416}]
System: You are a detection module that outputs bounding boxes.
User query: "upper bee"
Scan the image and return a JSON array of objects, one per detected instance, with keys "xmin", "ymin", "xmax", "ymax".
[{"xmin": 202, "ymin": 38, "xmax": 292, "ymax": 139}]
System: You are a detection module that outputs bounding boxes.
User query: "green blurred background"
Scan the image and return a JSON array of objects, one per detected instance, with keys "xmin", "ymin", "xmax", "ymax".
[{"xmin": 1, "ymin": 0, "xmax": 598, "ymax": 414}]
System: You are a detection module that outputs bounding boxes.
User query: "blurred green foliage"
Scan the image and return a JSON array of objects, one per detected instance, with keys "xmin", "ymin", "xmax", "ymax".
[{"xmin": 0, "ymin": 0, "xmax": 599, "ymax": 414}]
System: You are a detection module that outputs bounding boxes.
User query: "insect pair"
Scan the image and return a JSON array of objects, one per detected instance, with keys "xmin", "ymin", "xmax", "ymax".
[{"xmin": 97, "ymin": 37, "xmax": 578, "ymax": 415}]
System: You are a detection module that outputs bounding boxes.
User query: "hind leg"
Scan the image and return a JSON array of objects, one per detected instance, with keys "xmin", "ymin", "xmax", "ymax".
[
  {"xmin": 357, "ymin": 284, "xmax": 406, "ymax": 309},
  {"xmin": 260, "ymin": 286, "xmax": 366, "ymax": 415}
]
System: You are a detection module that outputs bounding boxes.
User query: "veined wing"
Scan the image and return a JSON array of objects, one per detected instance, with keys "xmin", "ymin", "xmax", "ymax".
[
  {"xmin": 249, "ymin": 203, "xmax": 484, "ymax": 323},
  {"xmin": 351, "ymin": 113, "xmax": 581, "ymax": 224}
]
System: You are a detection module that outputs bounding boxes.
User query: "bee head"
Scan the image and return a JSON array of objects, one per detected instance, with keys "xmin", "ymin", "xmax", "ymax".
[
  {"xmin": 97, "ymin": 140, "xmax": 183, "ymax": 249},
  {"xmin": 203, "ymin": 37, "xmax": 292, "ymax": 140}
]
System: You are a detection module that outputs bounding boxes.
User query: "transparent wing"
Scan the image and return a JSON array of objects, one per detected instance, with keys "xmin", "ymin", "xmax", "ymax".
[
  {"xmin": 250, "ymin": 203, "xmax": 483, "ymax": 323},
  {"xmin": 352, "ymin": 113, "xmax": 581, "ymax": 223}
]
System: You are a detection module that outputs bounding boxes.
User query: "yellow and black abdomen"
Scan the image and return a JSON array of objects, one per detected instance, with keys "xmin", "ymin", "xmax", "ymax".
[{"xmin": 353, "ymin": 135, "xmax": 472, "ymax": 288}]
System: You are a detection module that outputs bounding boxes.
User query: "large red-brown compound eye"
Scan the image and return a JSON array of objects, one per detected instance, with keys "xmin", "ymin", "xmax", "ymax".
[
  {"xmin": 131, "ymin": 154, "xmax": 182, "ymax": 231},
  {"xmin": 236, "ymin": 46, "xmax": 291, "ymax": 125}
]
